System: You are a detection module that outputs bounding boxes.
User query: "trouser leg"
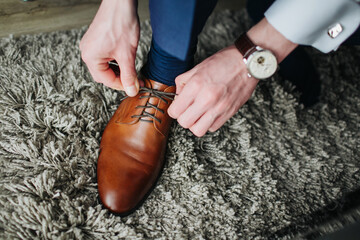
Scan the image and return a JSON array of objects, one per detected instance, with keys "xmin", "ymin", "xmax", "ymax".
[{"xmin": 143, "ymin": 0, "xmax": 217, "ymax": 86}]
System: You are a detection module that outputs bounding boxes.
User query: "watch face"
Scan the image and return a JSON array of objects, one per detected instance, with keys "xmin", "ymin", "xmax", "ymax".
[{"xmin": 247, "ymin": 50, "xmax": 277, "ymax": 80}]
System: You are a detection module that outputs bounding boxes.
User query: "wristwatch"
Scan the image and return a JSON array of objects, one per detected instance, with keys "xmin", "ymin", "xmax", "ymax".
[{"xmin": 234, "ymin": 33, "xmax": 278, "ymax": 80}]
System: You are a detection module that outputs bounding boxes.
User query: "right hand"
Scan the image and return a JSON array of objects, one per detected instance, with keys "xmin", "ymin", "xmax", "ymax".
[{"xmin": 80, "ymin": 0, "xmax": 140, "ymax": 96}]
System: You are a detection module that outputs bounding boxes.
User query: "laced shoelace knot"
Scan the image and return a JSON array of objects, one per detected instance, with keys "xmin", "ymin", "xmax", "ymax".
[{"xmin": 121, "ymin": 87, "xmax": 176, "ymax": 123}]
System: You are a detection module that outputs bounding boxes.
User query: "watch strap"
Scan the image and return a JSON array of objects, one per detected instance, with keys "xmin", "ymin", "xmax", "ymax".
[{"xmin": 234, "ymin": 33, "xmax": 257, "ymax": 58}]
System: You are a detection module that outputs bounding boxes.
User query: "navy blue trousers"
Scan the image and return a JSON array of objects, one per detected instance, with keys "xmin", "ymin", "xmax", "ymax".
[{"xmin": 143, "ymin": 0, "xmax": 217, "ymax": 86}]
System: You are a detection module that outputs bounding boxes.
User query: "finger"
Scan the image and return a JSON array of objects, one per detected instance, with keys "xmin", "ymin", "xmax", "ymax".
[
  {"xmin": 208, "ymin": 115, "xmax": 227, "ymax": 133},
  {"xmin": 189, "ymin": 110, "xmax": 217, "ymax": 137},
  {"xmin": 116, "ymin": 53, "xmax": 139, "ymax": 97},
  {"xmin": 168, "ymin": 81, "xmax": 198, "ymax": 119},
  {"xmin": 208, "ymin": 104, "xmax": 234, "ymax": 132},
  {"xmin": 177, "ymin": 99, "xmax": 208, "ymax": 129},
  {"xmin": 138, "ymin": 78, "xmax": 145, "ymax": 87},
  {"xmin": 174, "ymin": 70, "xmax": 195, "ymax": 95},
  {"xmin": 176, "ymin": 86, "xmax": 219, "ymax": 129},
  {"xmin": 87, "ymin": 61, "xmax": 124, "ymax": 90}
]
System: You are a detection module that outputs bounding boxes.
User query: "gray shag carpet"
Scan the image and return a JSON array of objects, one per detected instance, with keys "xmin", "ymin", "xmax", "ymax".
[{"xmin": 1, "ymin": 10, "xmax": 360, "ymax": 239}]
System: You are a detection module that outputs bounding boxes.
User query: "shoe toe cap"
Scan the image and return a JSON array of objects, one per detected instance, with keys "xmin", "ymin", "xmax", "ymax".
[
  {"xmin": 97, "ymin": 150, "xmax": 154, "ymax": 214},
  {"xmin": 99, "ymin": 188, "xmax": 136, "ymax": 214}
]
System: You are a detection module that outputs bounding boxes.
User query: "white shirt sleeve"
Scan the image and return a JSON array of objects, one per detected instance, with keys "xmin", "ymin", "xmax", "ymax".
[{"xmin": 264, "ymin": 0, "xmax": 360, "ymax": 53}]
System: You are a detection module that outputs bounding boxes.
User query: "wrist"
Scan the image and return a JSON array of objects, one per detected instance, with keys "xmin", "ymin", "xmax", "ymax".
[{"xmin": 246, "ymin": 17, "xmax": 297, "ymax": 63}]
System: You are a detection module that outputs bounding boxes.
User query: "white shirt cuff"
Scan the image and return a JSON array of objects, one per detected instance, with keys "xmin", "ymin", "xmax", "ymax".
[{"xmin": 264, "ymin": 0, "xmax": 360, "ymax": 53}]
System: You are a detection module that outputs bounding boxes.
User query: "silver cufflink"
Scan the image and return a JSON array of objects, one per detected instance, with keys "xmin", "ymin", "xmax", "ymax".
[{"xmin": 328, "ymin": 23, "xmax": 343, "ymax": 39}]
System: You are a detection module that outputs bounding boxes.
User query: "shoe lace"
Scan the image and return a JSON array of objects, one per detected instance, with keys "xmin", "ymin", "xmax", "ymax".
[{"xmin": 121, "ymin": 87, "xmax": 176, "ymax": 123}]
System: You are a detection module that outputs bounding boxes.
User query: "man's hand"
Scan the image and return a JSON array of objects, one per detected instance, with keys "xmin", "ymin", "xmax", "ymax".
[
  {"xmin": 168, "ymin": 18, "xmax": 297, "ymax": 137},
  {"xmin": 168, "ymin": 46, "xmax": 258, "ymax": 137},
  {"xmin": 80, "ymin": 0, "xmax": 140, "ymax": 96}
]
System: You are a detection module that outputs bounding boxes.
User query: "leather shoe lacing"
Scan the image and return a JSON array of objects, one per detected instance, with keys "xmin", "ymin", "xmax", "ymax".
[{"xmin": 121, "ymin": 87, "xmax": 175, "ymax": 123}]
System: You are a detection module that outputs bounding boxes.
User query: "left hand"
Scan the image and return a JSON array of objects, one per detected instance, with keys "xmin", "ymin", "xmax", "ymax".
[{"xmin": 168, "ymin": 45, "xmax": 259, "ymax": 137}]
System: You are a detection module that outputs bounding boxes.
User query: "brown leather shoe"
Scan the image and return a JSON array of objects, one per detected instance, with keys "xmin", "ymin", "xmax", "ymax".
[{"xmin": 97, "ymin": 79, "xmax": 175, "ymax": 215}]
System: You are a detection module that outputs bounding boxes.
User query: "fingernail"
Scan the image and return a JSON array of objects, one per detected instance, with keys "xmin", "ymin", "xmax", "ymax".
[
  {"xmin": 126, "ymin": 85, "xmax": 137, "ymax": 97},
  {"xmin": 168, "ymin": 108, "xmax": 176, "ymax": 119}
]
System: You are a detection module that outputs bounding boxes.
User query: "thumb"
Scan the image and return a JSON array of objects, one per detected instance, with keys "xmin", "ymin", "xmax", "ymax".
[{"xmin": 117, "ymin": 55, "xmax": 139, "ymax": 97}]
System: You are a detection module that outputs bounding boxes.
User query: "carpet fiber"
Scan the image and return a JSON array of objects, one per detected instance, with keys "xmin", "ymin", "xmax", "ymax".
[{"xmin": 0, "ymin": 10, "xmax": 360, "ymax": 239}]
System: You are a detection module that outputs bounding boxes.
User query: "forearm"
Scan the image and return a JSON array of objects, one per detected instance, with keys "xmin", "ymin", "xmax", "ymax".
[{"xmin": 247, "ymin": 17, "xmax": 298, "ymax": 63}]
